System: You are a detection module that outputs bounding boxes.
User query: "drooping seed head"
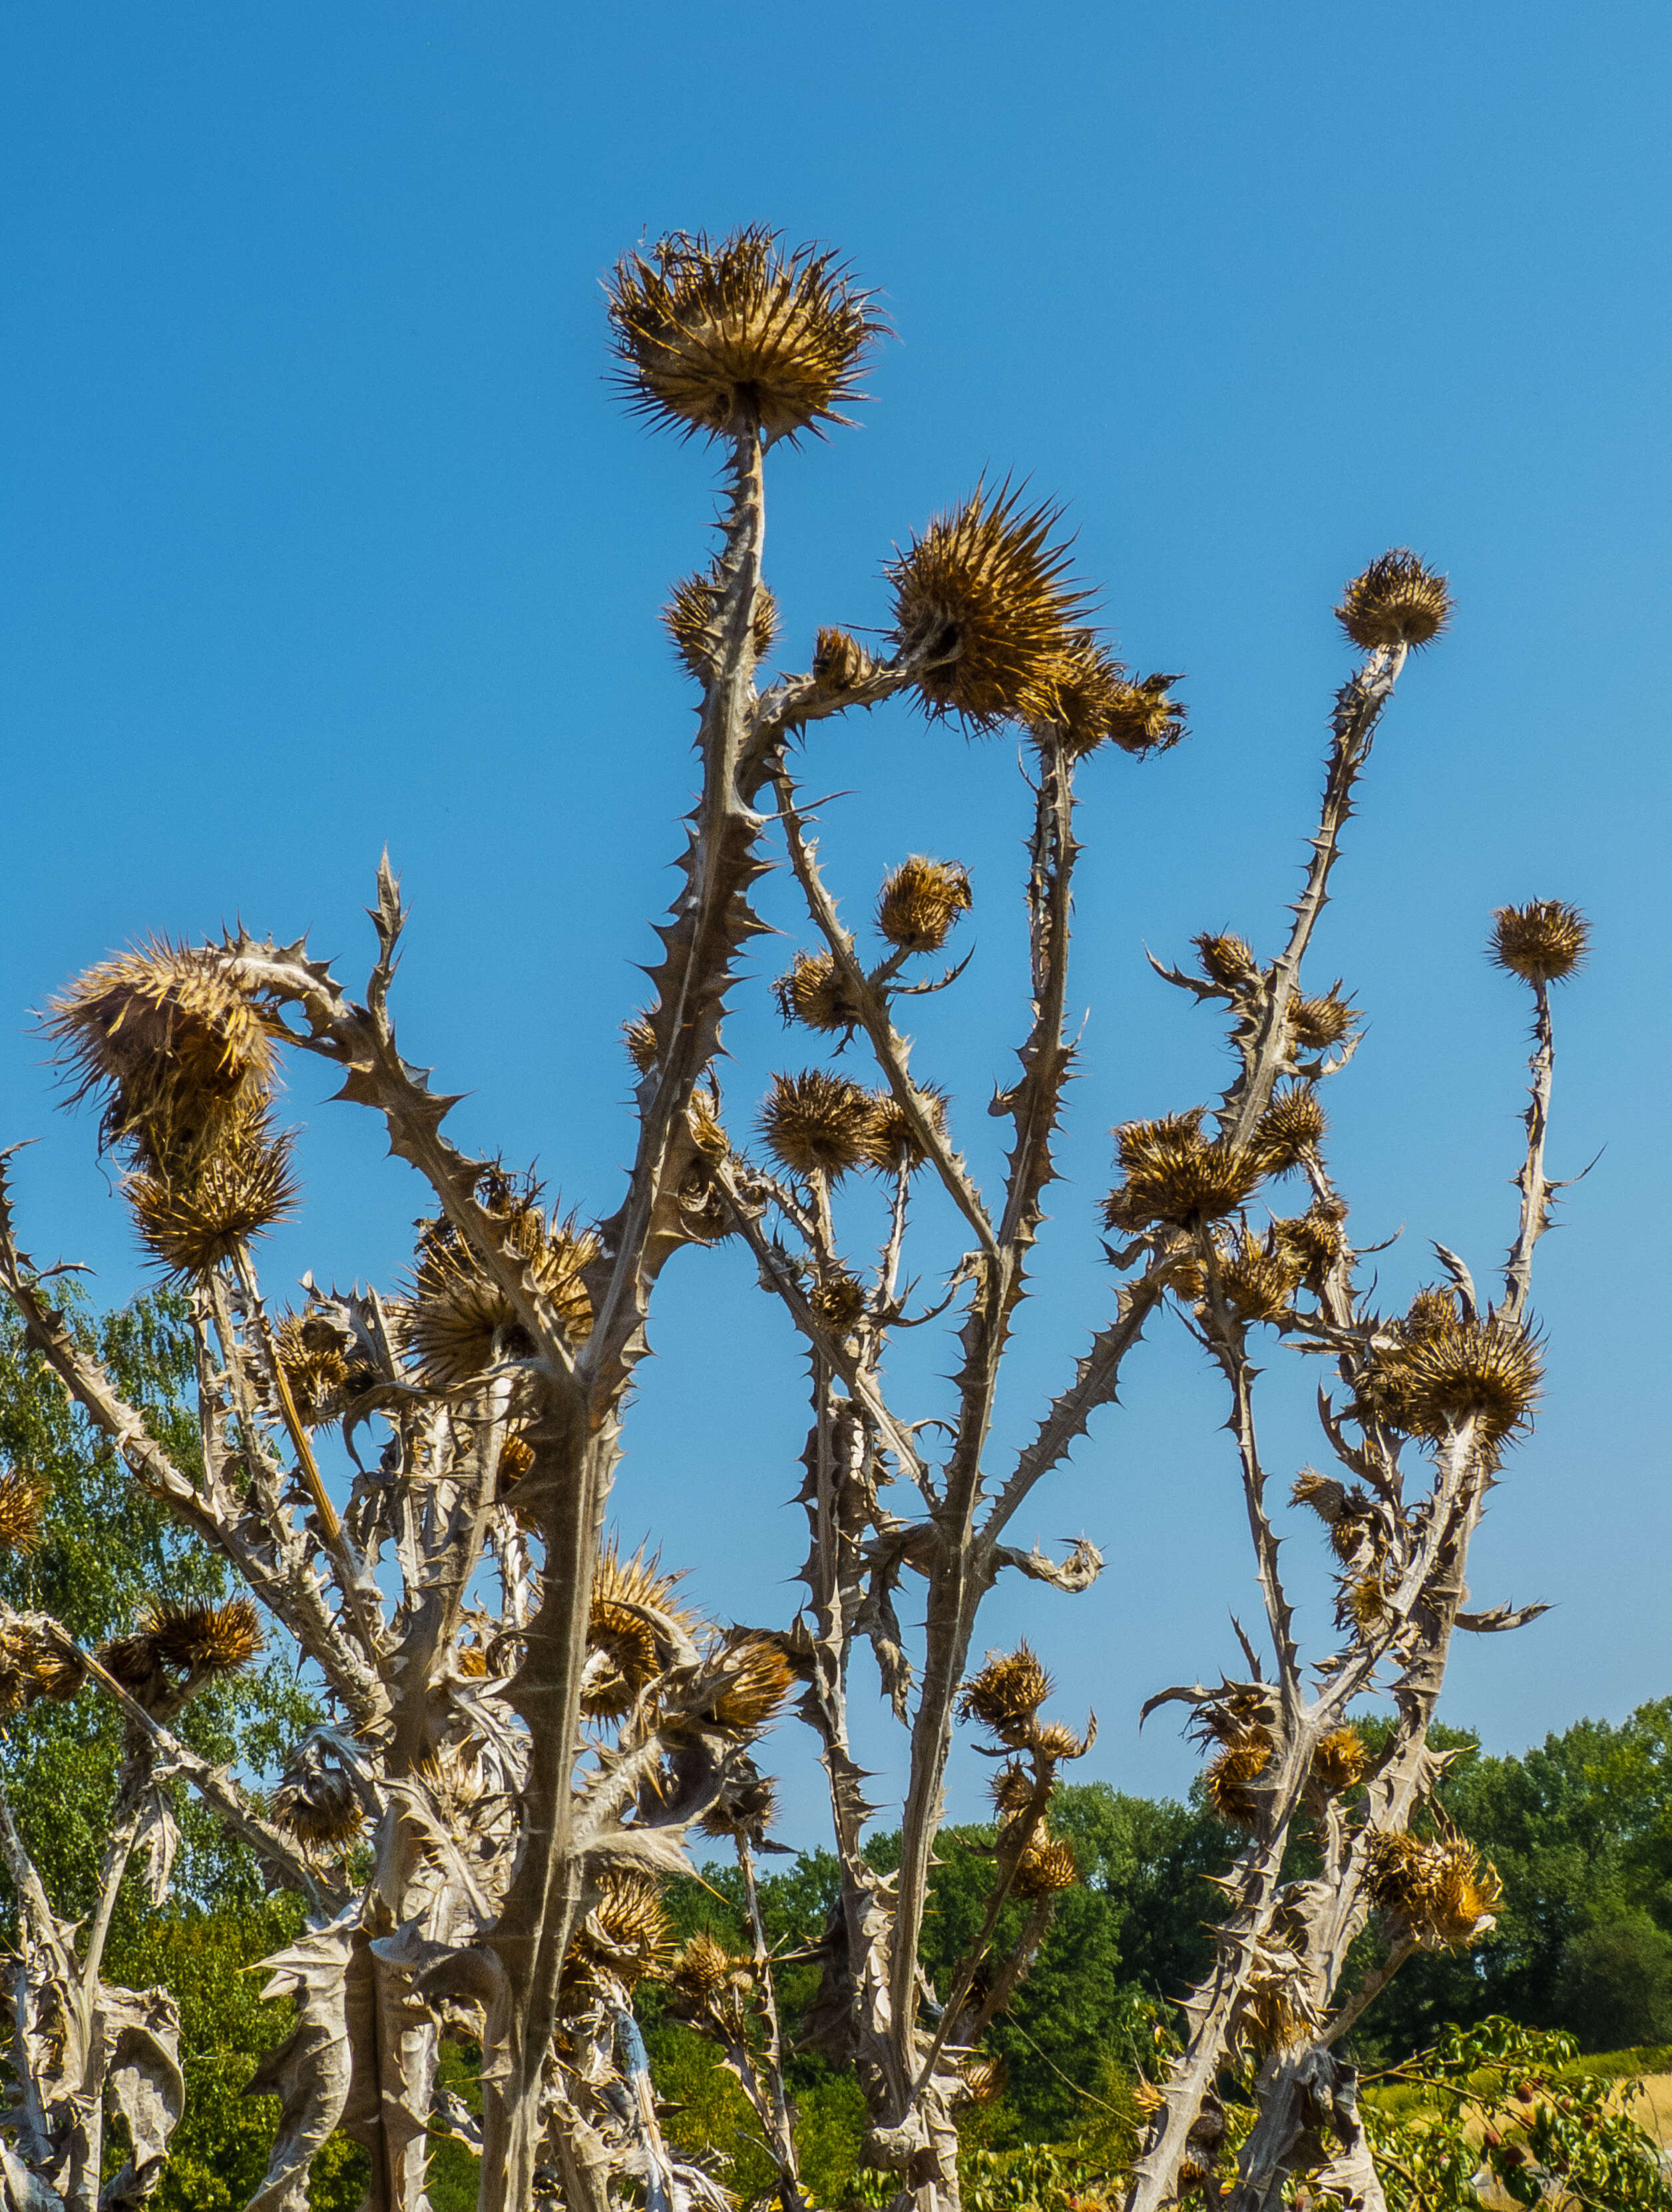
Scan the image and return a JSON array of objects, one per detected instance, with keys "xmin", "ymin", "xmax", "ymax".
[
  {"xmin": 585, "ymin": 1544, "xmax": 695, "ymax": 1721},
  {"xmin": 146, "ymin": 1598, "xmax": 264, "ymax": 1676},
  {"xmin": 889, "ymin": 483, "xmax": 1090, "ymax": 732},
  {"xmin": 1491, "ymin": 900, "xmax": 1589, "ymax": 987},
  {"xmin": 1335, "ymin": 550, "xmax": 1452, "ymax": 651},
  {"xmin": 1271, "ymin": 1204, "xmax": 1350, "ymax": 1288},
  {"xmin": 990, "ymin": 1762, "xmax": 1036, "ymax": 1818},
  {"xmin": 1106, "ymin": 672, "xmax": 1188, "ymax": 756},
  {"xmin": 607, "ymin": 228, "xmax": 881, "ymax": 445}
]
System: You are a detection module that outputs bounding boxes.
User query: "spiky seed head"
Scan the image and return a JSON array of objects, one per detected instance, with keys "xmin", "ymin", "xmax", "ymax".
[
  {"xmin": 586, "ymin": 1544, "xmax": 693, "ymax": 1721},
  {"xmin": 274, "ymin": 1315, "xmax": 351, "ymax": 1428},
  {"xmin": 1335, "ymin": 551, "xmax": 1452, "ymax": 651},
  {"xmin": 1397, "ymin": 1317, "xmax": 1542, "ymax": 1442},
  {"xmin": 586, "ymin": 1871, "xmax": 676, "ymax": 1986},
  {"xmin": 46, "ymin": 941, "xmax": 280, "ymax": 1174},
  {"xmin": 1404, "ymin": 1286, "xmax": 1459, "ymax": 1336},
  {"xmin": 405, "ymin": 1170, "xmax": 598, "ymax": 1385},
  {"xmin": 0, "ymin": 1617, "xmax": 85, "ymax": 1713},
  {"xmin": 1033, "ymin": 1718, "xmax": 1092, "ymax": 1764},
  {"xmin": 127, "ymin": 1107, "xmax": 297, "ymax": 1278},
  {"xmin": 990, "ymin": 1763, "xmax": 1036, "ymax": 1817},
  {"xmin": 877, "ymin": 856, "xmax": 972, "ymax": 954},
  {"xmin": 960, "ymin": 2054, "xmax": 1008, "ymax": 2106},
  {"xmin": 888, "ymin": 483, "xmax": 1090, "ymax": 732},
  {"xmin": 705, "ymin": 1634, "xmax": 795, "ymax": 1733},
  {"xmin": 664, "ymin": 566, "xmax": 779, "ymax": 680},
  {"xmin": 1106, "ymin": 672, "xmax": 1188, "ymax": 757},
  {"xmin": 624, "ymin": 1013, "xmax": 659, "ymax": 1074},
  {"xmin": 759, "ymin": 1070, "xmax": 878, "ymax": 1182},
  {"xmin": 960, "ymin": 1644, "xmax": 1052, "ymax": 1738},
  {"xmin": 0, "ymin": 1473, "xmax": 47, "ymax": 1555},
  {"xmin": 808, "ymin": 1271, "xmax": 867, "ymax": 1333},
  {"xmin": 270, "ymin": 1761, "xmax": 364, "ymax": 1849},
  {"xmin": 1104, "ymin": 1110, "xmax": 1265, "ymax": 1233},
  {"xmin": 1271, "ymin": 1204, "xmax": 1349, "ymax": 1287},
  {"xmin": 1365, "ymin": 1831, "xmax": 1500, "ymax": 1949},
  {"xmin": 862, "ymin": 1085, "xmax": 949, "ymax": 1176},
  {"xmin": 1012, "ymin": 1835, "xmax": 1080, "ymax": 1898},
  {"xmin": 1032, "ymin": 632, "xmax": 1126, "ymax": 756},
  {"xmin": 1345, "ymin": 1572, "xmax": 1388, "ymax": 1630},
  {"xmin": 1291, "ymin": 1468, "xmax": 1346, "ymax": 1523},
  {"xmin": 1234, "ymin": 1948, "xmax": 1317, "ymax": 2055},
  {"xmin": 146, "ymin": 1598, "xmax": 264, "ymax": 1675},
  {"xmin": 813, "ymin": 627, "xmax": 877, "ymax": 690},
  {"xmin": 1195, "ymin": 933, "xmax": 1261, "ymax": 991},
  {"xmin": 607, "ymin": 227, "xmax": 880, "ymax": 444},
  {"xmin": 700, "ymin": 1770, "xmax": 778, "ymax": 1841},
  {"xmin": 1204, "ymin": 1731, "xmax": 1273, "ymax": 1827},
  {"xmin": 1491, "ymin": 900, "xmax": 1589, "ymax": 987},
  {"xmin": 673, "ymin": 1930, "xmax": 737, "ymax": 2004},
  {"xmin": 1253, "ymin": 1084, "xmax": 1327, "ymax": 1174},
  {"xmin": 774, "ymin": 951, "xmax": 866, "ymax": 1036},
  {"xmin": 1311, "ymin": 1727, "xmax": 1367, "ymax": 1795},
  {"xmin": 1289, "ymin": 991, "xmax": 1356, "ymax": 1052},
  {"xmin": 1217, "ymin": 1229, "xmax": 1303, "ymax": 1327}
]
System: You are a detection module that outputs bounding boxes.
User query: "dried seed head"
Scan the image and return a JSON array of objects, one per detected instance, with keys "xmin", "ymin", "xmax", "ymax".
[
  {"xmin": 759, "ymin": 1070, "xmax": 878, "ymax": 1181},
  {"xmin": 146, "ymin": 1598, "xmax": 264, "ymax": 1676},
  {"xmin": 1032, "ymin": 632, "xmax": 1126, "ymax": 756},
  {"xmin": 774, "ymin": 951, "xmax": 866, "ymax": 1036},
  {"xmin": 672, "ymin": 1930, "xmax": 737, "ymax": 2004},
  {"xmin": 1253, "ymin": 1084, "xmax": 1327, "ymax": 1175},
  {"xmin": 1396, "ymin": 1316, "xmax": 1542, "ymax": 1442},
  {"xmin": 1291, "ymin": 1468, "xmax": 1346, "ymax": 1523},
  {"xmin": 877, "ymin": 856, "xmax": 972, "ymax": 954},
  {"xmin": 1234, "ymin": 1946, "xmax": 1317, "ymax": 2055},
  {"xmin": 1404, "ymin": 1286, "xmax": 1459, "ymax": 1336},
  {"xmin": 1491, "ymin": 900, "xmax": 1589, "ymax": 987},
  {"xmin": 1106, "ymin": 672, "xmax": 1188, "ymax": 757},
  {"xmin": 127, "ymin": 1107, "xmax": 298, "ymax": 1278},
  {"xmin": 700, "ymin": 1769, "xmax": 778, "ymax": 1841},
  {"xmin": 862, "ymin": 1084, "xmax": 950, "ymax": 1175},
  {"xmin": 1012, "ymin": 1835, "xmax": 1080, "ymax": 1898},
  {"xmin": 1203, "ymin": 1730, "xmax": 1273, "ymax": 1828},
  {"xmin": 624, "ymin": 1013, "xmax": 660, "ymax": 1074},
  {"xmin": 566, "ymin": 1871, "xmax": 675, "ymax": 1996},
  {"xmin": 705, "ymin": 1634, "xmax": 795, "ymax": 1733},
  {"xmin": 1311, "ymin": 1726, "xmax": 1366, "ymax": 1795},
  {"xmin": 1365, "ymin": 1831, "xmax": 1501, "ymax": 1949},
  {"xmin": 1345, "ymin": 1572, "xmax": 1388, "ymax": 1630},
  {"xmin": 274, "ymin": 1314, "xmax": 352, "ymax": 1429},
  {"xmin": 687, "ymin": 1084, "xmax": 728, "ymax": 1162},
  {"xmin": 1271, "ymin": 1204, "xmax": 1349, "ymax": 1288},
  {"xmin": 813, "ymin": 626, "xmax": 877, "ymax": 690},
  {"xmin": 1104, "ymin": 1110, "xmax": 1265, "ymax": 1233},
  {"xmin": 1289, "ymin": 990, "xmax": 1356, "ymax": 1052},
  {"xmin": 664, "ymin": 566, "xmax": 779, "ymax": 680},
  {"xmin": 271, "ymin": 1747, "xmax": 364, "ymax": 1849},
  {"xmin": 1216, "ymin": 1229, "xmax": 1303, "ymax": 1327},
  {"xmin": 990, "ymin": 1763, "xmax": 1036, "ymax": 1817},
  {"xmin": 960, "ymin": 2054, "xmax": 1008, "ymax": 2106},
  {"xmin": 889, "ymin": 483, "xmax": 1090, "ymax": 732},
  {"xmin": 1195, "ymin": 932, "xmax": 1261, "ymax": 992},
  {"xmin": 1335, "ymin": 551, "xmax": 1452, "ymax": 652},
  {"xmin": 960, "ymin": 1644, "xmax": 1052, "ymax": 1739},
  {"xmin": 405, "ymin": 1168, "xmax": 598, "ymax": 1386},
  {"xmin": 0, "ymin": 1473, "xmax": 47, "ymax": 1556},
  {"xmin": 808, "ymin": 1271, "xmax": 867, "ymax": 1333},
  {"xmin": 586, "ymin": 1544, "xmax": 694, "ymax": 1721},
  {"xmin": 0, "ymin": 1616, "xmax": 85, "ymax": 1714},
  {"xmin": 1033, "ymin": 1717, "xmax": 1092, "ymax": 1765},
  {"xmin": 46, "ymin": 941, "xmax": 279, "ymax": 1176},
  {"xmin": 608, "ymin": 228, "xmax": 880, "ymax": 444}
]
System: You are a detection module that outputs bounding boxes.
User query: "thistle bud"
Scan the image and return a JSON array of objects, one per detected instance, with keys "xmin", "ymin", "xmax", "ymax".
[{"xmin": 813, "ymin": 626, "xmax": 877, "ymax": 690}]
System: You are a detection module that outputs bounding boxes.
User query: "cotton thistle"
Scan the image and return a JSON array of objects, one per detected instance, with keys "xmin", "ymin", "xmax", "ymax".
[
  {"xmin": 863, "ymin": 1084, "xmax": 949, "ymax": 1175},
  {"xmin": 585, "ymin": 1545, "xmax": 693, "ymax": 1721},
  {"xmin": 664, "ymin": 564, "xmax": 779, "ymax": 680},
  {"xmin": 1310, "ymin": 1726, "xmax": 1368, "ymax": 1795},
  {"xmin": 1105, "ymin": 670, "xmax": 1188, "ymax": 756},
  {"xmin": 274, "ymin": 1313, "xmax": 352, "ymax": 1428},
  {"xmin": 1011, "ymin": 1835, "xmax": 1080, "ymax": 1898},
  {"xmin": 127, "ymin": 1108, "xmax": 298, "ymax": 1277},
  {"xmin": 812, "ymin": 626, "xmax": 877, "ymax": 690},
  {"xmin": 1396, "ymin": 1315, "xmax": 1543, "ymax": 1442},
  {"xmin": 774, "ymin": 951, "xmax": 865, "ymax": 1036},
  {"xmin": 607, "ymin": 226, "xmax": 880, "ymax": 444},
  {"xmin": 1289, "ymin": 989, "xmax": 1357, "ymax": 1052},
  {"xmin": 1195, "ymin": 931, "xmax": 1261, "ymax": 993},
  {"xmin": 405, "ymin": 1169, "xmax": 598, "ymax": 1385},
  {"xmin": 1104, "ymin": 1109, "xmax": 1265, "ymax": 1233},
  {"xmin": 0, "ymin": 1472, "xmax": 47, "ymax": 1555},
  {"xmin": 960, "ymin": 1644, "xmax": 1052, "ymax": 1743},
  {"xmin": 1335, "ymin": 549, "xmax": 1452, "ymax": 651},
  {"xmin": 1492, "ymin": 899, "xmax": 1589, "ymax": 986},
  {"xmin": 703, "ymin": 1634, "xmax": 795, "ymax": 1733},
  {"xmin": 889, "ymin": 482, "xmax": 1089, "ymax": 730},
  {"xmin": 759, "ymin": 1069, "xmax": 878, "ymax": 1180},
  {"xmin": 1364, "ymin": 1830, "xmax": 1502, "ymax": 1950},
  {"xmin": 877, "ymin": 855, "xmax": 972, "ymax": 954},
  {"xmin": 1253, "ymin": 1082, "xmax": 1327, "ymax": 1174},
  {"xmin": 1215, "ymin": 1229, "xmax": 1304, "ymax": 1327}
]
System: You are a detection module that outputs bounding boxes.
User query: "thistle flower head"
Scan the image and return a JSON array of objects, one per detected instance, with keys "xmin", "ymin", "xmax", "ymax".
[
  {"xmin": 146, "ymin": 1598, "xmax": 264, "ymax": 1676},
  {"xmin": 960, "ymin": 1644, "xmax": 1052, "ymax": 1739},
  {"xmin": 607, "ymin": 227, "xmax": 881, "ymax": 444},
  {"xmin": 774, "ymin": 951, "xmax": 866, "ymax": 1036},
  {"xmin": 624, "ymin": 1012, "xmax": 660, "ymax": 1074},
  {"xmin": 1215, "ymin": 1229, "xmax": 1303, "ymax": 1327},
  {"xmin": 1033, "ymin": 1717, "xmax": 1093, "ymax": 1765},
  {"xmin": 1104, "ymin": 1110, "xmax": 1265, "ymax": 1233},
  {"xmin": 1335, "ymin": 551, "xmax": 1452, "ymax": 652},
  {"xmin": 808, "ymin": 1271, "xmax": 867, "ymax": 1333},
  {"xmin": 47, "ymin": 941, "xmax": 278, "ymax": 1176},
  {"xmin": 1271, "ymin": 1204, "xmax": 1349, "ymax": 1289},
  {"xmin": 990, "ymin": 1763, "xmax": 1037, "ymax": 1818},
  {"xmin": 759, "ymin": 1069, "xmax": 877, "ymax": 1181},
  {"xmin": 1253, "ymin": 1083, "xmax": 1327, "ymax": 1175},
  {"xmin": 1311, "ymin": 1726, "xmax": 1367, "ymax": 1795},
  {"xmin": 1289, "ymin": 989, "xmax": 1357, "ymax": 1053},
  {"xmin": 664, "ymin": 565, "xmax": 779, "ymax": 681},
  {"xmin": 1365, "ymin": 1830, "xmax": 1501, "ymax": 1949},
  {"xmin": 0, "ymin": 1473, "xmax": 47, "ymax": 1556},
  {"xmin": 813, "ymin": 627, "xmax": 878, "ymax": 690},
  {"xmin": 1106, "ymin": 672, "xmax": 1188, "ymax": 757},
  {"xmin": 274, "ymin": 1314, "xmax": 352, "ymax": 1429},
  {"xmin": 877, "ymin": 855, "xmax": 972, "ymax": 954},
  {"xmin": 704, "ymin": 1633, "xmax": 795, "ymax": 1733},
  {"xmin": 128, "ymin": 1107, "xmax": 298, "ymax": 1277},
  {"xmin": 1396, "ymin": 1315, "xmax": 1542, "ymax": 1442},
  {"xmin": 405, "ymin": 1166, "xmax": 598, "ymax": 1386},
  {"xmin": 1234, "ymin": 1944, "xmax": 1318, "ymax": 2055},
  {"xmin": 1491, "ymin": 900, "xmax": 1589, "ymax": 987},
  {"xmin": 270, "ymin": 1743, "xmax": 364, "ymax": 1849},
  {"xmin": 1204, "ymin": 1731, "xmax": 1273, "ymax": 1827},
  {"xmin": 1032, "ymin": 632, "xmax": 1124, "ymax": 756},
  {"xmin": 1012, "ymin": 1835, "xmax": 1079, "ymax": 1898},
  {"xmin": 570, "ymin": 1871, "xmax": 675, "ymax": 1992},
  {"xmin": 672, "ymin": 1930, "xmax": 739, "ymax": 2006},
  {"xmin": 862, "ymin": 1084, "xmax": 949, "ymax": 1176},
  {"xmin": 889, "ymin": 483, "xmax": 1090, "ymax": 731},
  {"xmin": 1195, "ymin": 933, "xmax": 1261, "ymax": 992},
  {"xmin": 960, "ymin": 2054, "xmax": 1008, "ymax": 2107},
  {"xmin": 586, "ymin": 1544, "xmax": 694, "ymax": 1721},
  {"xmin": 0, "ymin": 1616, "xmax": 86, "ymax": 1714}
]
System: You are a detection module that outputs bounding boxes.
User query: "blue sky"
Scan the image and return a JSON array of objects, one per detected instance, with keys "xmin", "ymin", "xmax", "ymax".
[{"xmin": 1, "ymin": 3, "xmax": 1667, "ymax": 1841}]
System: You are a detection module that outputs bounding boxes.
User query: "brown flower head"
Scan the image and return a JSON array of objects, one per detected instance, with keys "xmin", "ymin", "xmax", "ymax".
[
  {"xmin": 889, "ymin": 483, "xmax": 1090, "ymax": 731},
  {"xmin": 1271, "ymin": 1204, "xmax": 1349, "ymax": 1289},
  {"xmin": 1204, "ymin": 1731, "xmax": 1273, "ymax": 1828},
  {"xmin": 808, "ymin": 1271, "xmax": 867, "ymax": 1333},
  {"xmin": 1031, "ymin": 632, "xmax": 1125, "ymax": 756},
  {"xmin": 1365, "ymin": 1830, "xmax": 1501, "ymax": 1950},
  {"xmin": 672, "ymin": 1930, "xmax": 738, "ymax": 2006},
  {"xmin": 1012, "ymin": 1835, "xmax": 1080, "ymax": 1898},
  {"xmin": 990, "ymin": 1763, "xmax": 1037, "ymax": 1819},
  {"xmin": 405, "ymin": 1168, "xmax": 598, "ymax": 1387},
  {"xmin": 607, "ymin": 228, "xmax": 881, "ymax": 444},
  {"xmin": 624, "ymin": 1012, "xmax": 660, "ymax": 1074},
  {"xmin": 1311, "ymin": 1726, "xmax": 1367, "ymax": 1795},
  {"xmin": 127, "ymin": 1107, "xmax": 298, "ymax": 1278},
  {"xmin": 877, "ymin": 855, "xmax": 973, "ymax": 955},
  {"xmin": 812, "ymin": 626, "xmax": 877, "ymax": 690},
  {"xmin": 775, "ymin": 951, "xmax": 867, "ymax": 1036},
  {"xmin": 146, "ymin": 1598, "xmax": 264, "ymax": 1676},
  {"xmin": 0, "ymin": 1473, "xmax": 47, "ymax": 1556},
  {"xmin": 704, "ymin": 1633, "xmax": 795, "ymax": 1733},
  {"xmin": 570, "ymin": 1871, "xmax": 676, "ymax": 1994},
  {"xmin": 960, "ymin": 2054, "xmax": 1008, "ymax": 2106},
  {"xmin": 862, "ymin": 1084, "xmax": 949, "ymax": 1176},
  {"xmin": 585, "ymin": 1545, "xmax": 694, "ymax": 1721},
  {"xmin": 1215, "ymin": 1229, "xmax": 1303, "ymax": 1327},
  {"xmin": 1104, "ymin": 1110, "xmax": 1265, "ymax": 1233},
  {"xmin": 1106, "ymin": 672, "xmax": 1188, "ymax": 757},
  {"xmin": 1396, "ymin": 1316, "xmax": 1542, "ymax": 1443},
  {"xmin": 700, "ymin": 1769, "xmax": 778, "ymax": 1842},
  {"xmin": 1491, "ymin": 900, "xmax": 1589, "ymax": 987},
  {"xmin": 1253, "ymin": 1083, "xmax": 1327, "ymax": 1175},
  {"xmin": 664, "ymin": 564, "xmax": 779, "ymax": 681},
  {"xmin": 960, "ymin": 1644, "xmax": 1052, "ymax": 1739},
  {"xmin": 1194, "ymin": 932, "xmax": 1261, "ymax": 992},
  {"xmin": 1289, "ymin": 990, "xmax": 1356, "ymax": 1053},
  {"xmin": 759, "ymin": 1069, "xmax": 878, "ymax": 1181},
  {"xmin": 1335, "ymin": 551, "xmax": 1452, "ymax": 652},
  {"xmin": 0, "ymin": 1616, "xmax": 86, "ymax": 1715},
  {"xmin": 274, "ymin": 1313, "xmax": 352, "ymax": 1429},
  {"xmin": 270, "ymin": 1739, "xmax": 365, "ymax": 1849}
]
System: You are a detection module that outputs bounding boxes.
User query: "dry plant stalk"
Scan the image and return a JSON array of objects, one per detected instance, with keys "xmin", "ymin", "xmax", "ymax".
[{"xmin": 0, "ymin": 226, "xmax": 1582, "ymax": 2212}]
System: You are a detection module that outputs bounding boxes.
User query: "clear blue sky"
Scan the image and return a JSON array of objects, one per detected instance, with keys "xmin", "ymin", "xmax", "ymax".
[{"xmin": 1, "ymin": 3, "xmax": 1667, "ymax": 1841}]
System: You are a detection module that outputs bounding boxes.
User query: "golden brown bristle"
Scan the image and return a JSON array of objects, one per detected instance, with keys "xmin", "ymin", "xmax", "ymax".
[
  {"xmin": 813, "ymin": 626, "xmax": 877, "ymax": 690},
  {"xmin": 808, "ymin": 1271, "xmax": 867, "ymax": 1333},
  {"xmin": 1253, "ymin": 1083, "xmax": 1327, "ymax": 1174},
  {"xmin": 960, "ymin": 1644, "xmax": 1052, "ymax": 1738},
  {"xmin": 146, "ymin": 1598, "xmax": 264, "ymax": 1675},
  {"xmin": 270, "ymin": 1758, "xmax": 365, "ymax": 1848},
  {"xmin": 1104, "ymin": 1110, "xmax": 1265, "ymax": 1233},
  {"xmin": 405, "ymin": 1166, "xmax": 598, "ymax": 1387},
  {"xmin": 672, "ymin": 1930, "xmax": 738, "ymax": 2004},
  {"xmin": 1394, "ymin": 1316, "xmax": 1542, "ymax": 1442},
  {"xmin": 1032, "ymin": 631, "xmax": 1126, "ymax": 757},
  {"xmin": 1106, "ymin": 672, "xmax": 1187, "ymax": 757},
  {"xmin": 1291, "ymin": 1468, "xmax": 1346, "ymax": 1522},
  {"xmin": 1233, "ymin": 1947, "xmax": 1316, "ymax": 2055},
  {"xmin": 624, "ymin": 1012, "xmax": 660, "ymax": 1074},
  {"xmin": 1032, "ymin": 1717, "xmax": 1091, "ymax": 1764},
  {"xmin": 1289, "ymin": 991, "xmax": 1356, "ymax": 1052},
  {"xmin": 700, "ymin": 1769, "xmax": 777, "ymax": 1841},
  {"xmin": 585, "ymin": 1544, "xmax": 693, "ymax": 1721},
  {"xmin": 705, "ymin": 1634, "xmax": 795, "ymax": 1733},
  {"xmin": 127, "ymin": 1106, "xmax": 297, "ymax": 1279},
  {"xmin": 877, "ymin": 855, "xmax": 972, "ymax": 955},
  {"xmin": 774, "ymin": 951, "xmax": 866, "ymax": 1036},
  {"xmin": 1365, "ymin": 1830, "xmax": 1501, "ymax": 1949},
  {"xmin": 889, "ymin": 482, "xmax": 1090, "ymax": 732},
  {"xmin": 0, "ymin": 1616, "xmax": 87, "ymax": 1714},
  {"xmin": 1335, "ymin": 551, "xmax": 1452, "ymax": 652},
  {"xmin": 1012, "ymin": 1835, "xmax": 1079, "ymax": 1898},
  {"xmin": 274, "ymin": 1315, "xmax": 351, "ymax": 1428},
  {"xmin": 1215, "ymin": 1229, "xmax": 1303, "ymax": 1327},
  {"xmin": 0, "ymin": 1472, "xmax": 47, "ymax": 1556},
  {"xmin": 862, "ymin": 1084, "xmax": 949, "ymax": 1176},
  {"xmin": 664, "ymin": 565, "xmax": 779, "ymax": 680},
  {"xmin": 1271, "ymin": 1204, "xmax": 1349, "ymax": 1288},
  {"xmin": 759, "ymin": 1069, "xmax": 878, "ymax": 1181},
  {"xmin": 990, "ymin": 1763, "xmax": 1036, "ymax": 1817},
  {"xmin": 608, "ymin": 227, "xmax": 880, "ymax": 444},
  {"xmin": 1491, "ymin": 899, "xmax": 1589, "ymax": 986},
  {"xmin": 1311, "ymin": 1727, "xmax": 1366, "ymax": 1795},
  {"xmin": 1194, "ymin": 933, "xmax": 1261, "ymax": 991}
]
